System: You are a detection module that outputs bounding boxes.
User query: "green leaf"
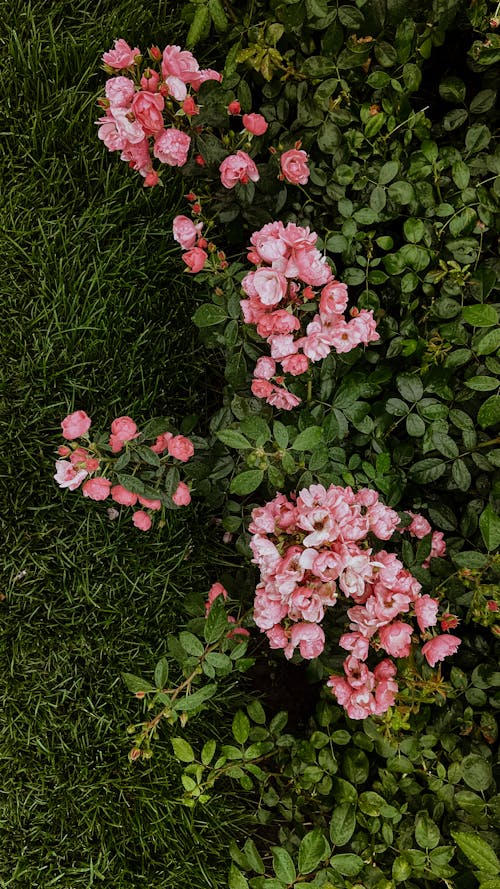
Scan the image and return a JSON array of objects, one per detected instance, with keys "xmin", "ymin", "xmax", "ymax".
[
  {"xmin": 342, "ymin": 748, "xmax": 369, "ymax": 783},
  {"xmin": 186, "ymin": 3, "xmax": 210, "ymax": 47},
  {"xmin": 330, "ymin": 853, "xmax": 364, "ymax": 876},
  {"xmin": 134, "ymin": 445, "xmax": 161, "ymax": 468},
  {"xmin": 462, "ymin": 754, "xmax": 493, "ymax": 791},
  {"xmin": 478, "ymin": 395, "xmax": 500, "ymax": 428},
  {"xmin": 243, "ymin": 838, "xmax": 265, "ymax": 874},
  {"xmin": 204, "ymin": 597, "xmax": 228, "ymax": 644},
  {"xmin": 452, "ymin": 160, "xmax": 470, "ymax": 189},
  {"xmin": 388, "ymin": 180, "xmax": 414, "ymax": 204},
  {"xmin": 406, "ymin": 413, "xmax": 425, "ymax": 436},
  {"xmin": 271, "ymin": 846, "xmax": 296, "ymax": 883},
  {"xmin": 122, "ymin": 673, "xmax": 155, "ymax": 694},
  {"xmin": 415, "ymin": 811, "xmax": 441, "ymax": 849},
  {"xmin": 201, "ymin": 739, "xmax": 217, "ymax": 765},
  {"xmin": 465, "ymin": 376, "xmax": 499, "ymax": 391},
  {"xmin": 273, "ymin": 421, "xmax": 289, "ymax": 448},
  {"xmin": 329, "ymin": 803, "xmax": 356, "ymax": 846},
  {"xmin": 173, "ymin": 683, "xmax": 217, "ymax": 712},
  {"xmin": 397, "ymin": 374, "xmax": 424, "ymax": 403},
  {"xmin": 179, "ymin": 631, "xmax": 205, "ymax": 657},
  {"xmin": 171, "ymin": 737, "xmax": 195, "ymax": 762},
  {"xmin": 358, "ymin": 791, "xmax": 386, "ymax": 816},
  {"xmin": 379, "ymin": 164, "xmax": 399, "ymax": 188},
  {"xmin": 216, "ymin": 430, "xmax": 253, "ymax": 449},
  {"xmin": 408, "ymin": 459, "xmax": 446, "ymax": 484},
  {"xmin": 476, "ymin": 329, "xmax": 500, "ymax": 355},
  {"xmin": 154, "ymin": 657, "xmax": 169, "ymax": 689},
  {"xmin": 247, "ymin": 700, "xmax": 266, "ymax": 724},
  {"xmin": 229, "ymin": 470, "xmax": 264, "ymax": 495},
  {"xmin": 462, "ymin": 305, "xmax": 498, "ymax": 327},
  {"xmin": 228, "ymin": 864, "xmax": 250, "ymax": 889},
  {"xmin": 452, "ymin": 550, "xmax": 489, "ymax": 569},
  {"xmin": 115, "ymin": 474, "xmax": 163, "ymax": 502},
  {"xmin": 439, "ymin": 77, "xmax": 466, "ymax": 103},
  {"xmin": 291, "ymin": 426, "xmax": 324, "ymax": 451},
  {"xmin": 192, "ymin": 303, "xmax": 227, "ymax": 327},
  {"xmin": 298, "ymin": 829, "xmax": 328, "ymax": 874},
  {"xmin": 470, "ymin": 88, "xmax": 498, "ymax": 114},
  {"xmin": 451, "ymin": 831, "xmax": 500, "ymax": 875},
  {"xmin": 465, "ymin": 124, "xmax": 491, "ymax": 153},
  {"xmin": 232, "ymin": 710, "xmax": 250, "ymax": 745},
  {"xmin": 479, "ymin": 505, "xmax": 500, "ymax": 552}
]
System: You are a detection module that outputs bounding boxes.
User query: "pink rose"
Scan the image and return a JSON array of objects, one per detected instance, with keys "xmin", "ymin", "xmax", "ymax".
[
  {"xmin": 132, "ymin": 510, "xmax": 152, "ymax": 531},
  {"xmin": 251, "ymin": 379, "xmax": 273, "ymax": 399},
  {"xmin": 138, "ymin": 496, "xmax": 162, "ymax": 510},
  {"xmin": 252, "ymin": 268, "xmax": 288, "ymax": 306},
  {"xmin": 61, "ymin": 410, "xmax": 91, "ymax": 440},
  {"xmin": 111, "ymin": 485, "xmax": 137, "ymax": 506},
  {"xmin": 280, "ymin": 353, "xmax": 309, "ymax": 376},
  {"xmin": 242, "ymin": 113, "xmax": 268, "ymax": 136},
  {"xmin": 167, "ymin": 435, "xmax": 194, "ymax": 462},
  {"xmin": 140, "ymin": 69, "xmax": 160, "ymax": 92},
  {"xmin": 161, "ymin": 45, "xmax": 199, "ymax": 83},
  {"xmin": 111, "ymin": 416, "xmax": 139, "ymax": 442},
  {"xmin": 406, "ymin": 512, "xmax": 432, "ymax": 539},
  {"xmin": 378, "ymin": 621, "xmax": 413, "ymax": 658},
  {"xmin": 131, "ymin": 91, "xmax": 164, "ymax": 134},
  {"xmin": 82, "ymin": 477, "xmax": 111, "ymax": 501},
  {"xmin": 105, "ymin": 76, "xmax": 136, "ymax": 108},
  {"xmin": 205, "ymin": 581, "xmax": 228, "ymax": 615},
  {"xmin": 54, "ymin": 460, "xmax": 88, "ymax": 491},
  {"xmin": 228, "ymin": 100, "xmax": 241, "ymax": 115},
  {"xmin": 172, "ymin": 481, "xmax": 191, "ymax": 506},
  {"xmin": 280, "ymin": 148, "xmax": 310, "ymax": 185},
  {"xmin": 189, "ymin": 68, "xmax": 222, "ymax": 90},
  {"xmin": 319, "ymin": 281, "xmax": 348, "ymax": 315},
  {"xmin": 219, "ymin": 151, "xmax": 259, "ymax": 189},
  {"xmin": 414, "ymin": 595, "xmax": 439, "ymax": 632},
  {"xmin": 421, "ymin": 634, "xmax": 461, "ymax": 667},
  {"xmin": 285, "ymin": 622, "xmax": 325, "ymax": 659},
  {"xmin": 254, "ymin": 356, "xmax": 276, "ymax": 380},
  {"xmin": 173, "ymin": 215, "xmax": 203, "ymax": 249},
  {"xmin": 102, "ymin": 39, "xmax": 141, "ymax": 69},
  {"xmin": 150, "ymin": 432, "xmax": 173, "ymax": 454},
  {"xmin": 266, "ymin": 386, "xmax": 301, "ymax": 410},
  {"xmin": 153, "ymin": 128, "xmax": 191, "ymax": 166},
  {"xmin": 182, "ymin": 247, "xmax": 207, "ymax": 273}
]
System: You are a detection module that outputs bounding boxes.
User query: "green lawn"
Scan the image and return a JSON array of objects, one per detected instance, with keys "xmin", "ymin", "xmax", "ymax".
[{"xmin": 1, "ymin": 2, "xmax": 251, "ymax": 885}]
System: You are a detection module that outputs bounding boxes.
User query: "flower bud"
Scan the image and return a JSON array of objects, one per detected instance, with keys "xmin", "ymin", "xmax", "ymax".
[{"xmin": 129, "ymin": 747, "xmax": 142, "ymax": 761}]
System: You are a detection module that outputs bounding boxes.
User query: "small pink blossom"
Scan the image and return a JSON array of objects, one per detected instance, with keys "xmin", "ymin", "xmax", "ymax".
[
  {"xmin": 82, "ymin": 477, "xmax": 111, "ymax": 501},
  {"xmin": 172, "ymin": 481, "xmax": 191, "ymax": 506},
  {"xmin": 251, "ymin": 379, "xmax": 273, "ymax": 399},
  {"xmin": 378, "ymin": 621, "xmax": 413, "ymax": 658},
  {"xmin": 182, "ymin": 247, "xmax": 207, "ymax": 273},
  {"xmin": 111, "ymin": 485, "xmax": 137, "ymax": 506},
  {"xmin": 102, "ymin": 39, "xmax": 141, "ymax": 69},
  {"xmin": 406, "ymin": 512, "xmax": 432, "ymax": 539},
  {"xmin": 280, "ymin": 353, "xmax": 309, "ymax": 376},
  {"xmin": 285, "ymin": 622, "xmax": 325, "ymax": 659},
  {"xmin": 242, "ymin": 113, "xmax": 268, "ymax": 135},
  {"xmin": 153, "ymin": 128, "xmax": 191, "ymax": 166},
  {"xmin": 150, "ymin": 432, "xmax": 173, "ymax": 454},
  {"xmin": 280, "ymin": 148, "xmax": 310, "ymax": 185},
  {"xmin": 219, "ymin": 151, "xmax": 259, "ymax": 189},
  {"xmin": 54, "ymin": 460, "xmax": 88, "ymax": 491},
  {"xmin": 61, "ymin": 410, "xmax": 91, "ymax": 440},
  {"xmin": 167, "ymin": 435, "xmax": 194, "ymax": 462},
  {"xmin": 132, "ymin": 510, "xmax": 152, "ymax": 531},
  {"xmin": 111, "ymin": 416, "xmax": 139, "ymax": 442},
  {"xmin": 105, "ymin": 76, "xmax": 136, "ymax": 107},
  {"xmin": 131, "ymin": 91, "xmax": 164, "ymax": 134},
  {"xmin": 205, "ymin": 581, "xmax": 228, "ymax": 615},
  {"xmin": 182, "ymin": 96, "xmax": 198, "ymax": 116},
  {"xmin": 173, "ymin": 216, "xmax": 203, "ymax": 250},
  {"xmin": 254, "ymin": 356, "xmax": 276, "ymax": 380},
  {"xmin": 421, "ymin": 634, "xmax": 461, "ymax": 666},
  {"xmin": 138, "ymin": 496, "xmax": 162, "ymax": 510},
  {"xmin": 414, "ymin": 595, "xmax": 439, "ymax": 632},
  {"xmin": 227, "ymin": 100, "xmax": 241, "ymax": 115},
  {"xmin": 319, "ymin": 281, "xmax": 348, "ymax": 315}
]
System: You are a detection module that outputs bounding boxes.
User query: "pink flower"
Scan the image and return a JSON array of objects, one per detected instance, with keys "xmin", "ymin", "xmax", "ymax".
[
  {"xmin": 172, "ymin": 481, "xmax": 191, "ymax": 506},
  {"xmin": 131, "ymin": 91, "xmax": 164, "ymax": 134},
  {"xmin": 161, "ymin": 45, "xmax": 199, "ymax": 88},
  {"xmin": 285, "ymin": 622, "xmax": 325, "ymax": 659},
  {"xmin": 144, "ymin": 170, "xmax": 159, "ymax": 187},
  {"xmin": 378, "ymin": 621, "xmax": 413, "ymax": 658},
  {"xmin": 339, "ymin": 632, "xmax": 370, "ymax": 661},
  {"xmin": 319, "ymin": 281, "xmax": 348, "ymax": 315},
  {"xmin": 219, "ymin": 151, "xmax": 259, "ymax": 188},
  {"xmin": 406, "ymin": 512, "xmax": 432, "ymax": 539},
  {"xmin": 82, "ymin": 477, "xmax": 111, "ymax": 501},
  {"xmin": 61, "ymin": 410, "xmax": 91, "ymax": 440},
  {"xmin": 138, "ymin": 496, "xmax": 162, "ymax": 510},
  {"xmin": 111, "ymin": 484, "xmax": 137, "ymax": 506},
  {"xmin": 105, "ymin": 76, "xmax": 136, "ymax": 108},
  {"xmin": 182, "ymin": 96, "xmax": 198, "ymax": 116},
  {"xmin": 182, "ymin": 247, "xmax": 207, "ymax": 273},
  {"xmin": 167, "ymin": 435, "xmax": 194, "ymax": 462},
  {"xmin": 414, "ymin": 595, "xmax": 439, "ymax": 632},
  {"xmin": 227, "ymin": 100, "xmax": 241, "ymax": 115},
  {"xmin": 266, "ymin": 386, "xmax": 301, "ymax": 410},
  {"xmin": 111, "ymin": 416, "xmax": 139, "ymax": 442},
  {"xmin": 102, "ymin": 39, "xmax": 141, "ymax": 69},
  {"xmin": 205, "ymin": 581, "xmax": 228, "ymax": 615},
  {"xmin": 423, "ymin": 531, "xmax": 447, "ymax": 568},
  {"xmin": 153, "ymin": 128, "xmax": 191, "ymax": 166},
  {"xmin": 421, "ymin": 634, "xmax": 461, "ymax": 667},
  {"xmin": 251, "ymin": 379, "xmax": 273, "ymax": 399},
  {"xmin": 242, "ymin": 113, "xmax": 268, "ymax": 135},
  {"xmin": 189, "ymin": 68, "xmax": 221, "ymax": 91},
  {"xmin": 132, "ymin": 510, "xmax": 152, "ymax": 531},
  {"xmin": 140, "ymin": 69, "xmax": 160, "ymax": 92},
  {"xmin": 280, "ymin": 148, "xmax": 310, "ymax": 185},
  {"xmin": 150, "ymin": 432, "xmax": 173, "ymax": 454},
  {"xmin": 252, "ymin": 268, "xmax": 288, "ymax": 306},
  {"xmin": 54, "ymin": 460, "xmax": 88, "ymax": 491},
  {"xmin": 254, "ymin": 356, "xmax": 276, "ymax": 380},
  {"xmin": 58, "ymin": 445, "xmax": 71, "ymax": 457},
  {"xmin": 280, "ymin": 353, "xmax": 309, "ymax": 376}
]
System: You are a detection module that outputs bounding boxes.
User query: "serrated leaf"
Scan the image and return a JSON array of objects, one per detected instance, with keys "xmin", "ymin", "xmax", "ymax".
[
  {"xmin": 228, "ymin": 864, "xmax": 250, "ymax": 889},
  {"xmin": 462, "ymin": 305, "xmax": 498, "ymax": 327},
  {"xmin": 229, "ymin": 470, "xmax": 264, "ymax": 495},
  {"xmin": 192, "ymin": 303, "xmax": 227, "ymax": 327},
  {"xmin": 179, "ymin": 631, "xmax": 205, "ymax": 657},
  {"xmin": 171, "ymin": 737, "xmax": 195, "ymax": 762},
  {"xmin": 173, "ymin": 683, "xmax": 217, "ymax": 712},
  {"xmin": 122, "ymin": 673, "xmax": 155, "ymax": 694},
  {"xmin": 216, "ymin": 430, "xmax": 253, "ymax": 449},
  {"xmin": 204, "ymin": 596, "xmax": 229, "ymax": 644},
  {"xmin": 291, "ymin": 426, "xmax": 324, "ymax": 451},
  {"xmin": 451, "ymin": 831, "xmax": 500, "ymax": 874}
]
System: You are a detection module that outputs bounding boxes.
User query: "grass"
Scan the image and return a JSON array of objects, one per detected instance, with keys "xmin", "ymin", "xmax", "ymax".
[{"xmin": 0, "ymin": 2, "xmax": 254, "ymax": 885}]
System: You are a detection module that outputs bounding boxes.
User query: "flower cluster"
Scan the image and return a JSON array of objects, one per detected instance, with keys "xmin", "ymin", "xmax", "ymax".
[
  {"xmin": 97, "ymin": 40, "xmax": 221, "ymax": 185},
  {"xmin": 55, "ymin": 410, "xmax": 194, "ymax": 530},
  {"xmin": 97, "ymin": 41, "xmax": 311, "ymax": 192},
  {"xmin": 249, "ymin": 483, "xmax": 460, "ymax": 718},
  {"xmin": 241, "ymin": 221, "xmax": 379, "ymax": 409},
  {"xmin": 172, "ymin": 199, "xmax": 228, "ymax": 275}
]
